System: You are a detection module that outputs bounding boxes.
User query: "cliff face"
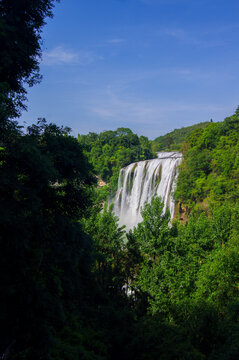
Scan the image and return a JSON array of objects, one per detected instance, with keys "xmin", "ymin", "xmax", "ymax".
[{"xmin": 96, "ymin": 175, "xmax": 107, "ymax": 187}]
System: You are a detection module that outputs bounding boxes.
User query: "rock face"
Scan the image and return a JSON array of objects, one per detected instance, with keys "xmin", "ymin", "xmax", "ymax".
[
  {"xmin": 96, "ymin": 175, "xmax": 107, "ymax": 187},
  {"xmin": 113, "ymin": 152, "xmax": 182, "ymax": 230}
]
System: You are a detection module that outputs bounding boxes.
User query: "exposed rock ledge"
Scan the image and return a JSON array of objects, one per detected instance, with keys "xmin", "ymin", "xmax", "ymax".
[{"xmin": 96, "ymin": 175, "xmax": 107, "ymax": 187}]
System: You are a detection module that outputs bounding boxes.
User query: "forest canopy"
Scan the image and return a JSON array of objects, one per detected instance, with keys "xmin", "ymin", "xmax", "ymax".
[
  {"xmin": 175, "ymin": 108, "xmax": 239, "ymax": 215},
  {"xmin": 78, "ymin": 128, "xmax": 156, "ymax": 192}
]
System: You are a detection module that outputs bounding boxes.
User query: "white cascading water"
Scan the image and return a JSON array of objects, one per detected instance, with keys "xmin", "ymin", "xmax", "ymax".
[{"xmin": 113, "ymin": 152, "xmax": 182, "ymax": 230}]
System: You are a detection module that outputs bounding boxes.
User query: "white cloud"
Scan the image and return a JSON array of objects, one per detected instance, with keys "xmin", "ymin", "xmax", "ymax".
[{"xmin": 42, "ymin": 46, "xmax": 97, "ymax": 66}]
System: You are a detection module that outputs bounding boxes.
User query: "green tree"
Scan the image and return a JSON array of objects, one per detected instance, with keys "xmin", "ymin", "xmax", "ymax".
[
  {"xmin": 0, "ymin": 120, "xmax": 96, "ymax": 359},
  {"xmin": 78, "ymin": 128, "xmax": 156, "ymax": 193},
  {"xmin": 175, "ymin": 108, "xmax": 239, "ymax": 213},
  {"xmin": 82, "ymin": 205, "xmax": 126, "ymax": 298},
  {"xmin": 133, "ymin": 197, "xmax": 171, "ymax": 259},
  {"xmin": 0, "ymin": 0, "xmax": 58, "ymax": 121}
]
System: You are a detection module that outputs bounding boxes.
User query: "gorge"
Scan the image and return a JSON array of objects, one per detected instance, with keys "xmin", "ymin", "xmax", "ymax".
[{"xmin": 113, "ymin": 152, "xmax": 182, "ymax": 230}]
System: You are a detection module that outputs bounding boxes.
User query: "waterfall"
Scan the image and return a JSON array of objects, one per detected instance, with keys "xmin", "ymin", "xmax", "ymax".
[{"xmin": 113, "ymin": 152, "xmax": 182, "ymax": 230}]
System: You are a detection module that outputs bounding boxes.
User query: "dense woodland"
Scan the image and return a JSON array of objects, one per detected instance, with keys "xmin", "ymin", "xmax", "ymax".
[
  {"xmin": 175, "ymin": 114, "xmax": 239, "ymax": 214},
  {"xmin": 78, "ymin": 129, "xmax": 155, "ymax": 194},
  {"xmin": 0, "ymin": 1, "xmax": 239, "ymax": 359}
]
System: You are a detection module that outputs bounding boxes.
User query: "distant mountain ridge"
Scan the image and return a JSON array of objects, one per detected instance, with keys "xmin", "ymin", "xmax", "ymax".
[{"xmin": 152, "ymin": 121, "xmax": 211, "ymax": 151}]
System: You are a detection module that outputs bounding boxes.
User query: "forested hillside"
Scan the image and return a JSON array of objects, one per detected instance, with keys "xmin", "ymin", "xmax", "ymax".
[
  {"xmin": 152, "ymin": 121, "xmax": 210, "ymax": 151},
  {"xmin": 175, "ymin": 110, "xmax": 239, "ymax": 215},
  {"xmin": 78, "ymin": 129, "xmax": 155, "ymax": 192}
]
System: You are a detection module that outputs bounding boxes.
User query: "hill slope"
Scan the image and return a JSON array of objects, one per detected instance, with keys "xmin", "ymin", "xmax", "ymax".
[
  {"xmin": 174, "ymin": 109, "xmax": 239, "ymax": 215},
  {"xmin": 152, "ymin": 121, "xmax": 211, "ymax": 151}
]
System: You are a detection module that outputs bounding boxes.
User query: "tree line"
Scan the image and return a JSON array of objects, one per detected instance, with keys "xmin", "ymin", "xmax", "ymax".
[{"xmin": 78, "ymin": 129, "xmax": 155, "ymax": 194}]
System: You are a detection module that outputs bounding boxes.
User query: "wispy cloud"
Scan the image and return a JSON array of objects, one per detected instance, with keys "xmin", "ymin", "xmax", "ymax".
[
  {"xmin": 42, "ymin": 46, "xmax": 98, "ymax": 66},
  {"xmin": 139, "ymin": 0, "xmax": 208, "ymax": 4},
  {"xmin": 88, "ymin": 85, "xmax": 224, "ymax": 128},
  {"xmin": 108, "ymin": 38, "xmax": 125, "ymax": 44},
  {"xmin": 163, "ymin": 28, "xmax": 186, "ymax": 40},
  {"xmin": 90, "ymin": 86, "xmax": 159, "ymax": 123},
  {"xmin": 106, "ymin": 67, "xmax": 219, "ymax": 86},
  {"xmin": 154, "ymin": 26, "xmax": 225, "ymax": 48},
  {"xmin": 171, "ymin": 68, "xmax": 213, "ymax": 81}
]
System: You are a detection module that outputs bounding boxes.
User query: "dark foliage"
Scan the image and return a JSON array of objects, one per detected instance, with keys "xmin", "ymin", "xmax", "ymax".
[
  {"xmin": 0, "ymin": 120, "xmax": 96, "ymax": 359},
  {"xmin": 0, "ymin": 0, "xmax": 58, "ymax": 119}
]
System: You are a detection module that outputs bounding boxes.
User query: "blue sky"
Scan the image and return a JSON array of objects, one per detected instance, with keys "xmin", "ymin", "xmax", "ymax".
[{"xmin": 21, "ymin": 0, "xmax": 239, "ymax": 138}]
